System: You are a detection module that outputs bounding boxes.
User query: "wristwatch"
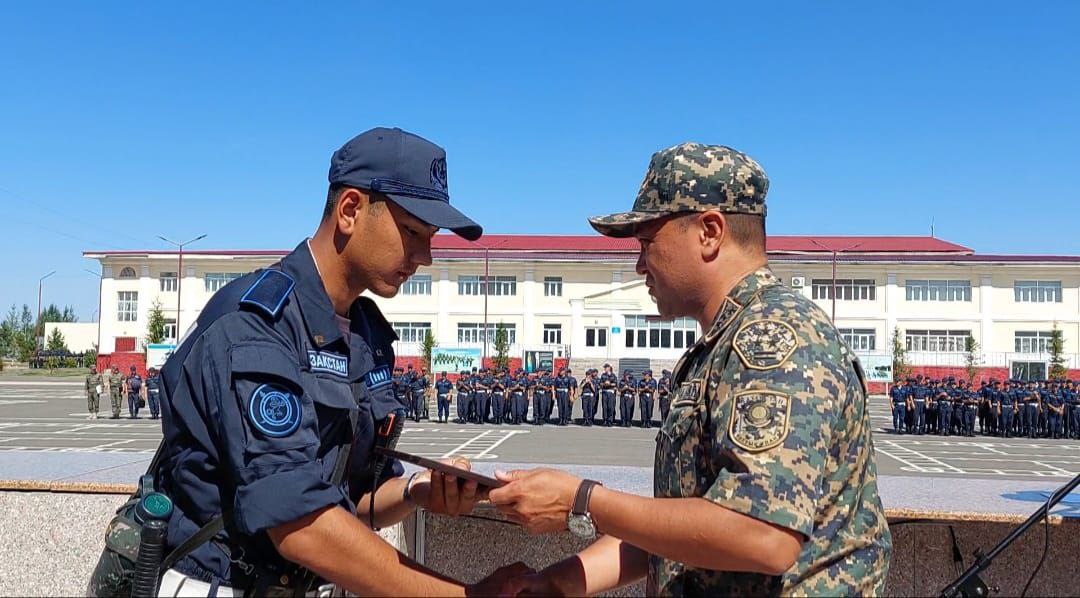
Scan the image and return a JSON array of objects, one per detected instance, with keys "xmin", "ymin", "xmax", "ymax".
[{"xmin": 567, "ymin": 479, "xmax": 601, "ymax": 539}]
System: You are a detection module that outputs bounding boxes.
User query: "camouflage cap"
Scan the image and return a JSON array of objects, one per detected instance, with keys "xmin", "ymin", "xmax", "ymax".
[{"xmin": 589, "ymin": 142, "xmax": 769, "ymax": 238}]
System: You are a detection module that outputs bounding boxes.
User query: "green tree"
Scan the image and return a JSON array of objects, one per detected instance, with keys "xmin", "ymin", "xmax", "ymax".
[
  {"xmin": 963, "ymin": 335, "xmax": 981, "ymax": 385},
  {"xmin": 46, "ymin": 327, "xmax": 67, "ymax": 352},
  {"xmin": 493, "ymin": 323, "xmax": 510, "ymax": 371},
  {"xmin": 146, "ymin": 300, "xmax": 167, "ymax": 345},
  {"xmin": 421, "ymin": 329, "xmax": 436, "ymax": 372},
  {"xmin": 891, "ymin": 327, "xmax": 911, "ymax": 383},
  {"xmin": 35, "ymin": 303, "xmax": 77, "ymax": 338},
  {"xmin": 83, "ymin": 344, "xmax": 98, "ymax": 368},
  {"xmin": 1049, "ymin": 322, "xmax": 1067, "ymax": 381},
  {"xmin": 4, "ymin": 304, "xmax": 37, "ymax": 362}
]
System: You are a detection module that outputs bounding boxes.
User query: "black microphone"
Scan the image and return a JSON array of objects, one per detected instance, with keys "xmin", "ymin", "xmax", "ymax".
[{"xmin": 369, "ymin": 408, "xmax": 406, "ymax": 528}]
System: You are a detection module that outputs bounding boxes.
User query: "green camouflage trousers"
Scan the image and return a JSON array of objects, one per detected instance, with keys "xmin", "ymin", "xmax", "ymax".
[
  {"xmin": 111, "ymin": 391, "xmax": 122, "ymax": 417},
  {"xmin": 87, "ymin": 392, "xmax": 100, "ymax": 414}
]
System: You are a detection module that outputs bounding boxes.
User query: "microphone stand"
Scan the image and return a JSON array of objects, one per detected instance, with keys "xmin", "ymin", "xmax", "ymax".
[{"xmin": 940, "ymin": 471, "xmax": 1080, "ymax": 597}]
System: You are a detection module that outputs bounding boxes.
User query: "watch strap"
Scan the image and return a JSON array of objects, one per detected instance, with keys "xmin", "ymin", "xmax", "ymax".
[{"xmin": 572, "ymin": 479, "xmax": 601, "ymax": 516}]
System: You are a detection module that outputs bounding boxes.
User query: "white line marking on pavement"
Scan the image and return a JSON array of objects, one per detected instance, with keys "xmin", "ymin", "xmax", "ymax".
[
  {"xmin": 473, "ymin": 430, "xmax": 528, "ymax": 460},
  {"xmin": 0, "ymin": 380, "xmax": 84, "ymax": 386},
  {"xmin": 0, "ymin": 400, "xmax": 47, "ymax": 406},
  {"xmin": 440, "ymin": 430, "xmax": 493, "ymax": 458},
  {"xmin": 1033, "ymin": 461, "xmax": 1074, "ymax": 476}
]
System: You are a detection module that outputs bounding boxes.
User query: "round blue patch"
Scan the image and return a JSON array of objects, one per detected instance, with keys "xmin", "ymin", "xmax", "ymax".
[{"xmin": 248, "ymin": 383, "xmax": 302, "ymax": 437}]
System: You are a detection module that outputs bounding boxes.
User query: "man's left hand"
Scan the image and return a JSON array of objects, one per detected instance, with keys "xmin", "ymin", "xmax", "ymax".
[
  {"xmin": 487, "ymin": 468, "xmax": 582, "ymax": 534},
  {"xmin": 412, "ymin": 458, "xmax": 481, "ymax": 516}
]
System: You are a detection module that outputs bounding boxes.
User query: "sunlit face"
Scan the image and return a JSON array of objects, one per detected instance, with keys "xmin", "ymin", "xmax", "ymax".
[
  {"xmin": 633, "ymin": 214, "xmax": 702, "ymax": 320},
  {"xmin": 346, "ymin": 195, "xmax": 437, "ymax": 298}
]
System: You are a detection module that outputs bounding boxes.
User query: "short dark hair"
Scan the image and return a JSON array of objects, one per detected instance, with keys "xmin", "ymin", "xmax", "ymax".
[
  {"xmin": 323, "ymin": 184, "xmax": 385, "ymax": 221},
  {"xmin": 674, "ymin": 211, "xmax": 766, "ymax": 252}
]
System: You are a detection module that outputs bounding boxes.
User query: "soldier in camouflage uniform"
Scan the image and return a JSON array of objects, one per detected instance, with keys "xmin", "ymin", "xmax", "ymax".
[
  {"xmin": 85, "ymin": 366, "xmax": 102, "ymax": 420},
  {"xmin": 487, "ymin": 143, "xmax": 892, "ymax": 596},
  {"xmin": 108, "ymin": 366, "xmax": 124, "ymax": 419}
]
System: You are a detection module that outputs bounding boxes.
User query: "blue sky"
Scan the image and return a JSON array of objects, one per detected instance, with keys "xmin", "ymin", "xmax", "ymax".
[{"xmin": 2, "ymin": 2, "xmax": 1078, "ymax": 320}]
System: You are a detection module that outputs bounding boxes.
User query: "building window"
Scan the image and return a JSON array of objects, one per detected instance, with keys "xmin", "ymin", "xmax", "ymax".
[
  {"xmin": 543, "ymin": 324, "xmax": 562, "ymax": 344},
  {"xmin": 838, "ymin": 328, "xmax": 876, "ymax": 352},
  {"xmin": 457, "ymin": 323, "xmax": 516, "ymax": 344},
  {"xmin": 543, "ymin": 277, "xmax": 563, "ymax": 297},
  {"xmin": 624, "ymin": 316, "xmax": 697, "ymax": 349},
  {"xmin": 585, "ymin": 327, "xmax": 608, "ymax": 347},
  {"xmin": 1015, "ymin": 331, "xmax": 1054, "ymax": 354},
  {"xmin": 118, "ymin": 267, "xmax": 137, "ymax": 279},
  {"xmin": 159, "ymin": 272, "xmax": 178, "ymax": 292},
  {"xmin": 163, "ymin": 320, "xmax": 177, "ymax": 342},
  {"xmin": 205, "ymin": 272, "xmax": 243, "ymax": 293},
  {"xmin": 392, "ymin": 322, "xmax": 432, "ymax": 343},
  {"xmin": 400, "ymin": 274, "xmax": 432, "ymax": 296},
  {"xmin": 117, "ymin": 291, "xmax": 138, "ymax": 322},
  {"xmin": 1014, "ymin": 281, "xmax": 1062, "ymax": 303},
  {"xmin": 905, "ymin": 329, "xmax": 971, "ymax": 353},
  {"xmin": 811, "ymin": 279, "xmax": 876, "ymax": 301},
  {"xmin": 905, "ymin": 280, "xmax": 971, "ymax": 302},
  {"xmin": 457, "ymin": 275, "xmax": 517, "ymax": 296}
]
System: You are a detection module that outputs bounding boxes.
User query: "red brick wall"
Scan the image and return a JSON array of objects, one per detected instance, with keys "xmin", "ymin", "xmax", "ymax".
[{"xmin": 97, "ymin": 352, "xmax": 147, "ymax": 377}]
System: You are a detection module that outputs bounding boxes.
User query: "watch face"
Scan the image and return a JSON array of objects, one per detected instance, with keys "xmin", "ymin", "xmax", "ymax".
[{"xmin": 568, "ymin": 514, "xmax": 596, "ymax": 539}]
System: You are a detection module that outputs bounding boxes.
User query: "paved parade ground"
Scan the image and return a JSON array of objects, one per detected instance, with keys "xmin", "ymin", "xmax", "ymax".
[{"xmin": 2, "ymin": 378, "xmax": 1080, "ymax": 483}]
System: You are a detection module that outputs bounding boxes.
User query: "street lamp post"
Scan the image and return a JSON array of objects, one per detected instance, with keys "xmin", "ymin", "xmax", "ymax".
[
  {"xmin": 37, "ymin": 270, "xmax": 56, "ymax": 344},
  {"xmin": 84, "ymin": 268, "xmax": 103, "ymax": 350},
  {"xmin": 809, "ymin": 240, "xmax": 863, "ymax": 322},
  {"xmin": 158, "ymin": 234, "xmax": 207, "ymax": 341}
]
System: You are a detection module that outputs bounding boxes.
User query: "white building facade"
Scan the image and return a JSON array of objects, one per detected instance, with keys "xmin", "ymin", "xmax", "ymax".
[{"xmin": 84, "ymin": 234, "xmax": 1080, "ymax": 378}]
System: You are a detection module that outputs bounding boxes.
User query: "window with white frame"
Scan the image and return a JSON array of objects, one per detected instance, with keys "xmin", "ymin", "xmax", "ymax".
[
  {"xmin": 457, "ymin": 323, "xmax": 516, "ymax": 344},
  {"xmin": 392, "ymin": 322, "xmax": 432, "ymax": 343},
  {"xmin": 205, "ymin": 272, "xmax": 243, "ymax": 293},
  {"xmin": 1015, "ymin": 331, "xmax": 1054, "ymax": 353},
  {"xmin": 1014, "ymin": 281, "xmax": 1062, "ymax": 303},
  {"xmin": 163, "ymin": 319, "xmax": 177, "ymax": 342},
  {"xmin": 838, "ymin": 328, "xmax": 876, "ymax": 352},
  {"xmin": 457, "ymin": 275, "xmax": 517, "ymax": 296},
  {"xmin": 400, "ymin": 274, "xmax": 432, "ymax": 296},
  {"xmin": 624, "ymin": 316, "xmax": 697, "ymax": 349},
  {"xmin": 159, "ymin": 272, "xmax": 178, "ymax": 292},
  {"xmin": 905, "ymin": 280, "xmax": 971, "ymax": 302},
  {"xmin": 542, "ymin": 324, "xmax": 562, "ymax": 344},
  {"xmin": 585, "ymin": 327, "xmax": 608, "ymax": 347},
  {"xmin": 905, "ymin": 329, "xmax": 971, "ymax": 353},
  {"xmin": 543, "ymin": 277, "xmax": 563, "ymax": 297},
  {"xmin": 117, "ymin": 291, "xmax": 138, "ymax": 322},
  {"xmin": 118, "ymin": 267, "xmax": 137, "ymax": 279},
  {"xmin": 811, "ymin": 279, "xmax": 876, "ymax": 301}
]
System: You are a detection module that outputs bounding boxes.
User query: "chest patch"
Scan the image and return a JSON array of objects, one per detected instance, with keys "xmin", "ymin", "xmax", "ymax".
[
  {"xmin": 307, "ymin": 350, "xmax": 348, "ymax": 377},
  {"xmin": 365, "ymin": 365, "xmax": 392, "ymax": 389},
  {"xmin": 733, "ymin": 319, "xmax": 799, "ymax": 370},
  {"xmin": 729, "ymin": 390, "xmax": 791, "ymax": 452},
  {"xmin": 249, "ymin": 383, "xmax": 302, "ymax": 437}
]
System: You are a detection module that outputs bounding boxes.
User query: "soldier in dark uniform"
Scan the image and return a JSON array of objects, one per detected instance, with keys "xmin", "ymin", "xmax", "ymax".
[
  {"xmin": 87, "ymin": 127, "xmax": 498, "ymax": 596},
  {"xmin": 599, "ymin": 363, "xmax": 617, "ymax": 427},
  {"xmin": 890, "ymin": 379, "xmax": 907, "ymax": 434},
  {"xmin": 455, "ymin": 370, "xmax": 471, "ymax": 424},
  {"xmin": 126, "ymin": 365, "xmax": 143, "ymax": 419},
  {"xmin": 618, "ymin": 370, "xmax": 637, "ymax": 427},
  {"xmin": 565, "ymin": 369, "xmax": 579, "ymax": 425},
  {"xmin": 579, "ymin": 369, "xmax": 598, "ymax": 426},
  {"xmin": 403, "ymin": 364, "xmax": 417, "ymax": 419},
  {"xmin": 434, "ymin": 371, "xmax": 453, "ymax": 423},
  {"xmin": 911, "ymin": 377, "xmax": 925, "ymax": 435},
  {"xmin": 551, "ymin": 369, "xmax": 569, "ymax": 426},
  {"xmin": 936, "ymin": 381, "xmax": 952, "ymax": 437},
  {"xmin": 533, "ymin": 369, "xmax": 551, "ymax": 425},
  {"xmin": 1022, "ymin": 382, "xmax": 1039, "ymax": 438},
  {"xmin": 474, "ymin": 368, "xmax": 491, "ymax": 424},
  {"xmin": 392, "ymin": 367, "xmax": 408, "ymax": 410},
  {"xmin": 1067, "ymin": 381, "xmax": 1080, "ymax": 439},
  {"xmin": 638, "ymin": 369, "xmax": 657, "ymax": 428},
  {"xmin": 145, "ymin": 367, "xmax": 163, "ymax": 420},
  {"xmin": 508, "ymin": 370, "xmax": 526, "ymax": 425},
  {"xmin": 657, "ymin": 369, "xmax": 672, "ymax": 422}
]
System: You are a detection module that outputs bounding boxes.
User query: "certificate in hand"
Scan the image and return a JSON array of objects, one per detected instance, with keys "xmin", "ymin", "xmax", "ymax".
[{"xmin": 375, "ymin": 447, "xmax": 506, "ymax": 489}]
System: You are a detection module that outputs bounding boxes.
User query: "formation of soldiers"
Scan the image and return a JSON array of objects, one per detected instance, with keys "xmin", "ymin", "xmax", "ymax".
[
  {"xmin": 83, "ymin": 365, "xmax": 162, "ymax": 420},
  {"xmin": 395, "ymin": 363, "xmax": 674, "ymax": 427},
  {"xmin": 890, "ymin": 375, "xmax": 1080, "ymax": 439}
]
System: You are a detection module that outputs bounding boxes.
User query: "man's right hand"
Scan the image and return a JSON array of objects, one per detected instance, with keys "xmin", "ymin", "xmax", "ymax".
[{"xmin": 465, "ymin": 562, "xmax": 534, "ymax": 596}]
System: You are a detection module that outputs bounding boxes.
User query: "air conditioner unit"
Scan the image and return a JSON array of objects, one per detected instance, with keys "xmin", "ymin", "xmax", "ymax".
[{"xmin": 790, "ymin": 276, "xmax": 805, "ymax": 288}]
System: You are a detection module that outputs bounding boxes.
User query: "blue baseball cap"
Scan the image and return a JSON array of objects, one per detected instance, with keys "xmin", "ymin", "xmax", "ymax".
[{"xmin": 329, "ymin": 127, "xmax": 482, "ymax": 241}]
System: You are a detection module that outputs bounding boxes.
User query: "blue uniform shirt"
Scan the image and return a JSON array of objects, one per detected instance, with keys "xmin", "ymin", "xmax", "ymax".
[
  {"xmin": 435, "ymin": 378, "xmax": 453, "ymax": 395},
  {"xmin": 157, "ymin": 241, "xmax": 403, "ymax": 584}
]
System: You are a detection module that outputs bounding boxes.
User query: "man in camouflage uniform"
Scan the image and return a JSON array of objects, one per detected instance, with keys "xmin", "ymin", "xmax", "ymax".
[
  {"xmin": 107, "ymin": 366, "xmax": 124, "ymax": 419},
  {"xmin": 487, "ymin": 143, "xmax": 892, "ymax": 596},
  {"xmin": 85, "ymin": 366, "xmax": 102, "ymax": 420}
]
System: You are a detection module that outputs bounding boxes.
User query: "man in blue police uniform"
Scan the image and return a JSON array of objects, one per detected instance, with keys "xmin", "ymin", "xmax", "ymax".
[
  {"xmin": 533, "ymin": 369, "xmax": 552, "ymax": 425},
  {"xmin": 890, "ymin": 379, "xmax": 907, "ymax": 434},
  {"xmin": 125, "ymin": 366, "xmax": 143, "ymax": 419},
  {"xmin": 510, "ymin": 369, "xmax": 528, "ymax": 425},
  {"xmin": 435, "ymin": 371, "xmax": 453, "ymax": 423},
  {"xmin": 455, "ymin": 370, "xmax": 471, "ymax": 424},
  {"xmin": 599, "ymin": 364, "xmax": 618, "ymax": 427},
  {"xmin": 412, "ymin": 367, "xmax": 430, "ymax": 422},
  {"xmin": 490, "ymin": 370, "xmax": 506, "ymax": 425},
  {"xmin": 565, "ymin": 368, "xmax": 578, "ymax": 425},
  {"xmin": 618, "ymin": 370, "xmax": 637, "ymax": 427},
  {"xmin": 579, "ymin": 369, "xmax": 598, "ymax": 426},
  {"xmin": 102, "ymin": 128, "xmax": 528, "ymax": 596},
  {"xmin": 637, "ymin": 369, "xmax": 657, "ymax": 428},
  {"xmin": 553, "ymin": 368, "xmax": 571, "ymax": 426},
  {"xmin": 475, "ymin": 368, "xmax": 492, "ymax": 424},
  {"xmin": 145, "ymin": 367, "xmax": 163, "ymax": 420}
]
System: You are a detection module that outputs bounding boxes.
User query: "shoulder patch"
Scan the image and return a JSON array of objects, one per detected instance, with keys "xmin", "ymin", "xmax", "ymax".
[
  {"xmin": 733, "ymin": 319, "xmax": 799, "ymax": 370},
  {"xmin": 248, "ymin": 383, "xmax": 302, "ymax": 437},
  {"xmin": 729, "ymin": 390, "xmax": 792, "ymax": 452},
  {"xmin": 239, "ymin": 269, "xmax": 294, "ymax": 320}
]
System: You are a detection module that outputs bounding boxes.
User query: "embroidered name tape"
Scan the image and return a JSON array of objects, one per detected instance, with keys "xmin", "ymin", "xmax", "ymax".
[{"xmin": 308, "ymin": 351, "xmax": 348, "ymax": 377}]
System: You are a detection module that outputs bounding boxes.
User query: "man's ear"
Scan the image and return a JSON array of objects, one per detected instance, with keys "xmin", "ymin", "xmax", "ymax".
[
  {"xmin": 699, "ymin": 211, "xmax": 727, "ymax": 259},
  {"xmin": 334, "ymin": 188, "xmax": 366, "ymax": 235}
]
